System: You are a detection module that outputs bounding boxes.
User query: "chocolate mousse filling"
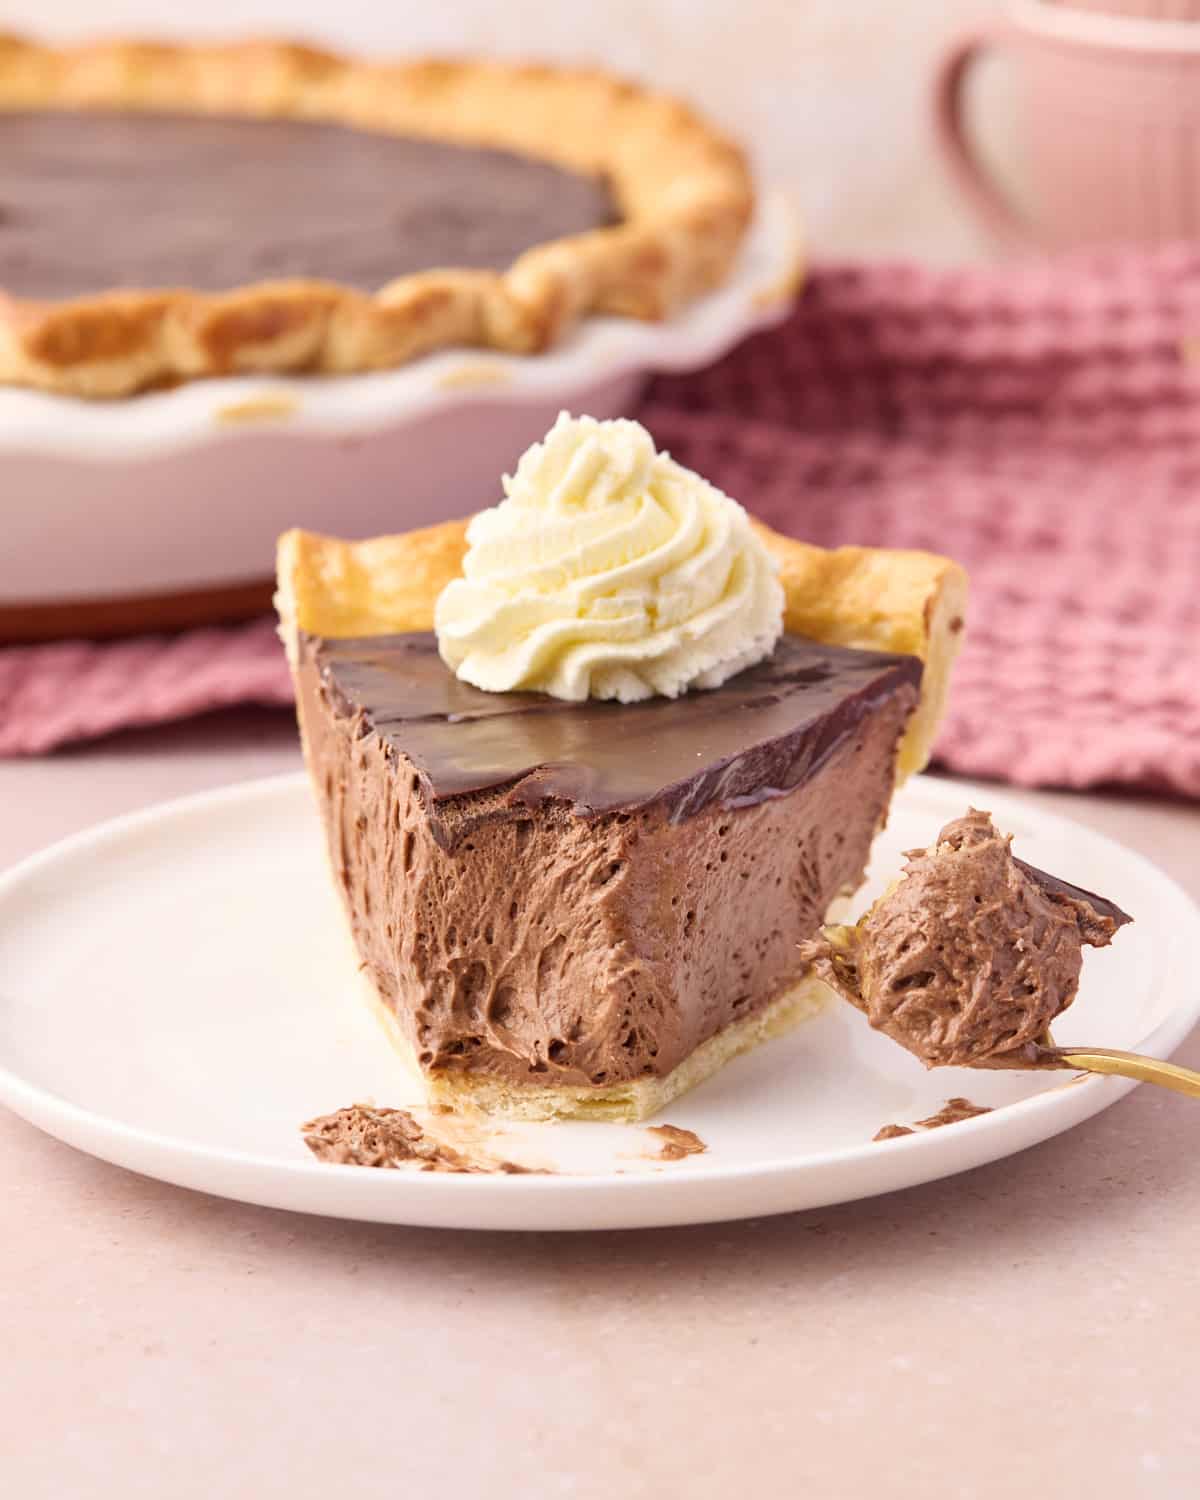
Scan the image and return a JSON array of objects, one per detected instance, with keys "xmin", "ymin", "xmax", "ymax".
[
  {"xmin": 296, "ymin": 631, "xmax": 921, "ymax": 1094},
  {"xmin": 0, "ymin": 110, "xmax": 617, "ymax": 299}
]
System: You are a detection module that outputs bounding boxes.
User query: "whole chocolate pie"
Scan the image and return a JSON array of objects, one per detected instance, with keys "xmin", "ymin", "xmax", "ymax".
[
  {"xmin": 275, "ymin": 416, "xmax": 968, "ymax": 1121},
  {"xmin": 0, "ymin": 37, "xmax": 754, "ymax": 396}
]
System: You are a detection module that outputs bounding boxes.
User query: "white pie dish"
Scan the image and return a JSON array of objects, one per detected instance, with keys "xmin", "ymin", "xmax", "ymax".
[{"xmin": 0, "ymin": 193, "xmax": 799, "ymax": 615}]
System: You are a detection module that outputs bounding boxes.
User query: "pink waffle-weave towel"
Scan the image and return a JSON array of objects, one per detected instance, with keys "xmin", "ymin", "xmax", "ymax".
[{"xmin": 3, "ymin": 249, "xmax": 1199, "ymax": 794}]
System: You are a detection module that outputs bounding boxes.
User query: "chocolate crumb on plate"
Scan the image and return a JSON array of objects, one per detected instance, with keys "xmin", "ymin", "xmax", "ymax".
[
  {"xmin": 646, "ymin": 1123, "xmax": 708, "ymax": 1161},
  {"xmin": 302, "ymin": 1104, "xmax": 548, "ymax": 1174},
  {"xmin": 305, "ymin": 1107, "xmax": 713, "ymax": 1173},
  {"xmin": 915, "ymin": 1097, "xmax": 993, "ymax": 1129},
  {"xmin": 873, "ymin": 1096, "xmax": 992, "ymax": 1143},
  {"xmin": 303, "ymin": 1104, "xmax": 473, "ymax": 1171}
]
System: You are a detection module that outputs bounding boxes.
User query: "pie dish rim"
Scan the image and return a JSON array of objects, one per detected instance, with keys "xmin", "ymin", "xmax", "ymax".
[{"xmin": 0, "ymin": 34, "xmax": 755, "ymax": 397}]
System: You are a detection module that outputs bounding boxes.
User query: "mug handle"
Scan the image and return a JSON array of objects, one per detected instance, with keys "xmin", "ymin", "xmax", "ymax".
[{"xmin": 932, "ymin": 23, "xmax": 1029, "ymax": 246}]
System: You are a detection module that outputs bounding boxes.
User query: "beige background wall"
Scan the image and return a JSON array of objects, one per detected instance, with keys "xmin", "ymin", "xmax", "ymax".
[{"xmin": 16, "ymin": 0, "xmax": 1017, "ymax": 262}]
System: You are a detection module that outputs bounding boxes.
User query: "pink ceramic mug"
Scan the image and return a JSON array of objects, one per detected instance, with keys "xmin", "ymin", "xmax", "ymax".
[
  {"xmin": 1049, "ymin": 1, "xmax": 1200, "ymax": 17},
  {"xmin": 934, "ymin": 0, "xmax": 1200, "ymax": 248}
]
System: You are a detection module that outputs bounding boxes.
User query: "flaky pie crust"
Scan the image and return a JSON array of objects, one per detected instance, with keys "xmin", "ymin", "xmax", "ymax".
[
  {"xmin": 0, "ymin": 36, "xmax": 756, "ymax": 397},
  {"xmin": 276, "ymin": 517, "xmax": 968, "ymax": 781}
]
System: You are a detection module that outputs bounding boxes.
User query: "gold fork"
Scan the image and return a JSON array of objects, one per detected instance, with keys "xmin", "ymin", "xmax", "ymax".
[{"xmin": 1033, "ymin": 1041, "xmax": 1200, "ymax": 1099}]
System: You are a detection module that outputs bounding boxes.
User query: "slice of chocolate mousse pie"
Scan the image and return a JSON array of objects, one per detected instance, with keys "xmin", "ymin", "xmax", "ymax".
[{"xmin": 276, "ymin": 414, "xmax": 967, "ymax": 1121}]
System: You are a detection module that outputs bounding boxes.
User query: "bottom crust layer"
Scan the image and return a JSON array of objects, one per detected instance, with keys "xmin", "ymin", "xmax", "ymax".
[{"xmin": 359, "ymin": 968, "xmax": 833, "ymax": 1124}]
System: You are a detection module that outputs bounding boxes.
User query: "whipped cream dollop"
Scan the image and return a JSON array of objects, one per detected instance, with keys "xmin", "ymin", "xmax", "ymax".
[{"xmin": 434, "ymin": 413, "xmax": 784, "ymax": 702}]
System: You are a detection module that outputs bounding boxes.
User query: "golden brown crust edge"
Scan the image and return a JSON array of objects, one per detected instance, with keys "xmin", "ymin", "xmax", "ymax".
[
  {"xmin": 275, "ymin": 517, "xmax": 967, "ymax": 779},
  {"xmin": 0, "ymin": 35, "xmax": 755, "ymax": 397}
]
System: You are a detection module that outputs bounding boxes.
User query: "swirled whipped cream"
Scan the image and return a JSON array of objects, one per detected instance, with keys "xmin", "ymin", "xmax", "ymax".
[{"xmin": 434, "ymin": 413, "xmax": 784, "ymax": 702}]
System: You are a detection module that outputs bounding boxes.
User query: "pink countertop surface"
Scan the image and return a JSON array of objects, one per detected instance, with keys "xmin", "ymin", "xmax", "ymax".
[{"xmin": 2, "ymin": 708, "xmax": 1199, "ymax": 1499}]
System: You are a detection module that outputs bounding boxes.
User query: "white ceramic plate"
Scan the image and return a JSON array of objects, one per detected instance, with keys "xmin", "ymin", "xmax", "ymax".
[{"xmin": 0, "ymin": 773, "xmax": 1194, "ymax": 1231}]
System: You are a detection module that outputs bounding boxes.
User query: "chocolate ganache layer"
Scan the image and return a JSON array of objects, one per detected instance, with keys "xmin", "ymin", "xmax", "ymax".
[
  {"xmin": 311, "ymin": 632, "xmax": 923, "ymax": 842},
  {"xmin": 0, "ymin": 111, "xmax": 617, "ymax": 299},
  {"xmin": 297, "ymin": 631, "xmax": 922, "ymax": 1092}
]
